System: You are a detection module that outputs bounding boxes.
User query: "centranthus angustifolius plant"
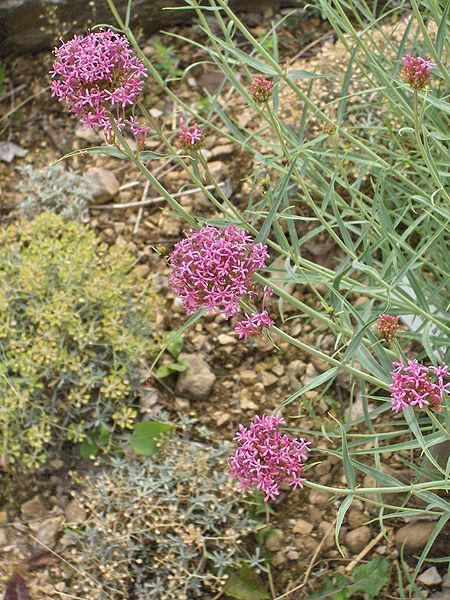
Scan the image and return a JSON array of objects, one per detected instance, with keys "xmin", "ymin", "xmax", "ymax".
[
  {"xmin": 0, "ymin": 213, "xmax": 159, "ymax": 469},
  {"xmin": 52, "ymin": 0, "xmax": 449, "ymax": 594}
]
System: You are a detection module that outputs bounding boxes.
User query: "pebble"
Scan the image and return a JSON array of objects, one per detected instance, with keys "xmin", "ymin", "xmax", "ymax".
[
  {"xmin": 217, "ymin": 334, "xmax": 236, "ymax": 345},
  {"xmin": 64, "ymin": 500, "xmax": 86, "ymax": 524},
  {"xmin": 84, "ymin": 167, "xmax": 119, "ymax": 202},
  {"xmin": 286, "ymin": 550, "xmax": 300, "ymax": 560},
  {"xmin": 265, "ymin": 529, "xmax": 284, "ymax": 552},
  {"xmin": 209, "ymin": 144, "xmax": 235, "ymax": 159},
  {"xmin": 21, "ymin": 495, "xmax": 47, "ymax": 520},
  {"xmin": 240, "ymin": 370, "xmax": 258, "ymax": 384},
  {"xmin": 32, "ymin": 516, "xmax": 64, "ymax": 549},
  {"xmin": 131, "ymin": 264, "xmax": 150, "ymax": 278},
  {"xmin": 175, "ymin": 354, "xmax": 216, "ymax": 401},
  {"xmin": 418, "ymin": 567, "xmax": 443, "ymax": 587},
  {"xmin": 292, "ymin": 519, "xmax": 314, "ymax": 535},
  {"xmin": 0, "ymin": 527, "xmax": 8, "ymax": 546},
  {"xmin": 261, "ymin": 372, "xmax": 278, "ymax": 387},
  {"xmin": 318, "ymin": 521, "xmax": 336, "ymax": 549},
  {"xmin": 395, "ymin": 521, "xmax": 439, "ymax": 553},
  {"xmin": 345, "ymin": 526, "xmax": 371, "ymax": 553},
  {"xmin": 347, "ymin": 509, "xmax": 367, "ymax": 529},
  {"xmin": 309, "ymin": 490, "xmax": 330, "ymax": 507}
]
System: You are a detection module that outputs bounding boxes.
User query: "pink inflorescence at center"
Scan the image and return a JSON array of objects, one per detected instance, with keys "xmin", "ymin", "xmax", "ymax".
[
  {"xmin": 390, "ymin": 359, "xmax": 449, "ymax": 413},
  {"xmin": 376, "ymin": 314, "xmax": 400, "ymax": 343},
  {"xmin": 178, "ymin": 117, "xmax": 204, "ymax": 151},
  {"xmin": 250, "ymin": 75, "xmax": 275, "ymax": 103},
  {"xmin": 50, "ymin": 30, "xmax": 148, "ymax": 144},
  {"xmin": 228, "ymin": 415, "xmax": 310, "ymax": 501},
  {"xmin": 169, "ymin": 225, "xmax": 268, "ymax": 318},
  {"xmin": 401, "ymin": 54, "xmax": 436, "ymax": 90}
]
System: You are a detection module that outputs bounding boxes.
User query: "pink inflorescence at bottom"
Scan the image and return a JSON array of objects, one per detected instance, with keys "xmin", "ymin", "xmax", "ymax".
[
  {"xmin": 390, "ymin": 359, "xmax": 449, "ymax": 413},
  {"xmin": 169, "ymin": 225, "xmax": 269, "ymax": 318},
  {"xmin": 228, "ymin": 415, "xmax": 310, "ymax": 501}
]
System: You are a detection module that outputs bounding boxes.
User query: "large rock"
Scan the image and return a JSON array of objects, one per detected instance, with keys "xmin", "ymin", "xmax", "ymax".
[
  {"xmin": 0, "ymin": 0, "xmax": 292, "ymax": 57},
  {"xmin": 175, "ymin": 353, "xmax": 216, "ymax": 401}
]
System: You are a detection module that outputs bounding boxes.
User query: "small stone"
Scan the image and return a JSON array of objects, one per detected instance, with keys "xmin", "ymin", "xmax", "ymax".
[
  {"xmin": 139, "ymin": 387, "xmax": 159, "ymax": 412},
  {"xmin": 395, "ymin": 521, "xmax": 439, "ymax": 553},
  {"xmin": 132, "ymin": 264, "xmax": 150, "ymax": 278},
  {"xmin": 0, "ymin": 527, "xmax": 8, "ymax": 546},
  {"xmin": 0, "ymin": 511, "xmax": 8, "ymax": 525},
  {"xmin": 309, "ymin": 490, "xmax": 330, "ymax": 507},
  {"xmin": 210, "ymin": 144, "xmax": 235, "ymax": 159},
  {"xmin": 318, "ymin": 521, "xmax": 336, "ymax": 549},
  {"xmin": 315, "ymin": 462, "xmax": 331, "ymax": 476},
  {"xmin": 207, "ymin": 161, "xmax": 227, "ymax": 180},
  {"xmin": 34, "ymin": 516, "xmax": 64, "ymax": 549},
  {"xmin": 217, "ymin": 334, "xmax": 236, "ymax": 345},
  {"xmin": 347, "ymin": 510, "xmax": 367, "ymax": 529},
  {"xmin": 240, "ymin": 370, "xmax": 258, "ymax": 384},
  {"xmin": 21, "ymin": 495, "xmax": 47, "ymax": 520},
  {"xmin": 261, "ymin": 371, "xmax": 278, "ymax": 387},
  {"xmin": 149, "ymin": 108, "xmax": 163, "ymax": 118},
  {"xmin": 175, "ymin": 354, "xmax": 216, "ymax": 401},
  {"xmin": 265, "ymin": 529, "xmax": 284, "ymax": 552},
  {"xmin": 418, "ymin": 567, "xmax": 442, "ymax": 587},
  {"xmin": 84, "ymin": 167, "xmax": 119, "ymax": 202},
  {"xmin": 75, "ymin": 125, "xmax": 101, "ymax": 143},
  {"xmin": 286, "ymin": 550, "xmax": 300, "ymax": 560},
  {"xmin": 292, "ymin": 519, "xmax": 313, "ymax": 535},
  {"xmin": 174, "ymin": 397, "xmax": 190, "ymax": 411},
  {"xmin": 65, "ymin": 500, "xmax": 86, "ymax": 524},
  {"xmin": 345, "ymin": 526, "xmax": 371, "ymax": 553}
]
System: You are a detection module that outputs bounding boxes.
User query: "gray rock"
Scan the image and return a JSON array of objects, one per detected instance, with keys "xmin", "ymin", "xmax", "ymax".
[
  {"xmin": 175, "ymin": 354, "xmax": 216, "ymax": 401},
  {"xmin": 84, "ymin": 167, "xmax": 119, "ymax": 202},
  {"xmin": 418, "ymin": 567, "xmax": 442, "ymax": 587},
  {"xmin": 345, "ymin": 526, "xmax": 371, "ymax": 553},
  {"xmin": 347, "ymin": 509, "xmax": 367, "ymax": 529},
  {"xmin": 309, "ymin": 489, "xmax": 330, "ymax": 507}
]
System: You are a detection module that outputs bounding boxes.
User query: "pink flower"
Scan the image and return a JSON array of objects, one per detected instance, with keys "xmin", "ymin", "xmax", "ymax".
[
  {"xmin": 126, "ymin": 116, "xmax": 150, "ymax": 149},
  {"xmin": 376, "ymin": 314, "xmax": 400, "ymax": 343},
  {"xmin": 235, "ymin": 287, "xmax": 274, "ymax": 339},
  {"xmin": 51, "ymin": 30, "xmax": 147, "ymax": 138},
  {"xmin": 401, "ymin": 55, "xmax": 436, "ymax": 90},
  {"xmin": 228, "ymin": 415, "xmax": 310, "ymax": 501},
  {"xmin": 169, "ymin": 225, "xmax": 268, "ymax": 318},
  {"xmin": 250, "ymin": 76, "xmax": 275, "ymax": 103},
  {"xmin": 390, "ymin": 359, "xmax": 449, "ymax": 413},
  {"xmin": 178, "ymin": 117, "xmax": 204, "ymax": 151}
]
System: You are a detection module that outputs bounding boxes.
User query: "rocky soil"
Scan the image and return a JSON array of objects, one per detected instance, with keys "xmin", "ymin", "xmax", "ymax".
[{"xmin": 0, "ymin": 7, "xmax": 448, "ymax": 599}]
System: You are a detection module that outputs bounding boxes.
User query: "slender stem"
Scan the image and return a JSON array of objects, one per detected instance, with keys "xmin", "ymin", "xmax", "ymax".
[
  {"xmin": 412, "ymin": 89, "xmax": 443, "ymax": 192},
  {"xmin": 304, "ymin": 479, "xmax": 448, "ymax": 496}
]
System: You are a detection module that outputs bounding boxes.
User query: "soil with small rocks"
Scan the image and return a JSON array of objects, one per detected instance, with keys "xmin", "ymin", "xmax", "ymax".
[{"xmin": 1, "ymin": 8, "xmax": 448, "ymax": 599}]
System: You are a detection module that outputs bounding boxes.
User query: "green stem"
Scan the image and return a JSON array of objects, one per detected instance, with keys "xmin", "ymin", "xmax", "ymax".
[
  {"xmin": 304, "ymin": 479, "xmax": 448, "ymax": 496},
  {"xmin": 412, "ymin": 89, "xmax": 443, "ymax": 192}
]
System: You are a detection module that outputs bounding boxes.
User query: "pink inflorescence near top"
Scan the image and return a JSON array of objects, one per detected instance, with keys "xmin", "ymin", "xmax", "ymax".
[
  {"xmin": 376, "ymin": 314, "xmax": 400, "ymax": 343},
  {"xmin": 51, "ymin": 30, "xmax": 149, "ymax": 145},
  {"xmin": 390, "ymin": 360, "xmax": 449, "ymax": 413},
  {"xmin": 228, "ymin": 415, "xmax": 310, "ymax": 502},
  {"xmin": 250, "ymin": 75, "xmax": 275, "ymax": 103},
  {"xmin": 400, "ymin": 55, "xmax": 436, "ymax": 90},
  {"xmin": 235, "ymin": 286, "xmax": 274, "ymax": 339},
  {"xmin": 169, "ymin": 225, "xmax": 269, "ymax": 318},
  {"xmin": 178, "ymin": 117, "xmax": 205, "ymax": 151}
]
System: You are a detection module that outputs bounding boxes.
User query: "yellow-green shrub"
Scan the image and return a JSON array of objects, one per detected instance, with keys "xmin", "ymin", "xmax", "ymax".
[{"xmin": 0, "ymin": 213, "xmax": 158, "ymax": 469}]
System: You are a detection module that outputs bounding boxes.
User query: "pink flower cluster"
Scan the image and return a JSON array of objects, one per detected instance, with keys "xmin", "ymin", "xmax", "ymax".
[
  {"xmin": 178, "ymin": 117, "xmax": 204, "ymax": 151},
  {"xmin": 401, "ymin": 54, "xmax": 436, "ymax": 90},
  {"xmin": 390, "ymin": 360, "xmax": 449, "ymax": 413},
  {"xmin": 51, "ymin": 30, "xmax": 149, "ymax": 145},
  {"xmin": 169, "ymin": 225, "xmax": 268, "ymax": 318},
  {"xmin": 376, "ymin": 314, "xmax": 400, "ymax": 343},
  {"xmin": 228, "ymin": 415, "xmax": 310, "ymax": 501},
  {"xmin": 250, "ymin": 75, "xmax": 275, "ymax": 103},
  {"xmin": 235, "ymin": 287, "xmax": 274, "ymax": 339}
]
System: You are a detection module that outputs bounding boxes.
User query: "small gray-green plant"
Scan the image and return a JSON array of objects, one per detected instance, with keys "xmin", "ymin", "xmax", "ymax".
[
  {"xmin": 17, "ymin": 164, "xmax": 92, "ymax": 221},
  {"xmin": 65, "ymin": 424, "xmax": 262, "ymax": 599},
  {"xmin": 0, "ymin": 213, "xmax": 159, "ymax": 469}
]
